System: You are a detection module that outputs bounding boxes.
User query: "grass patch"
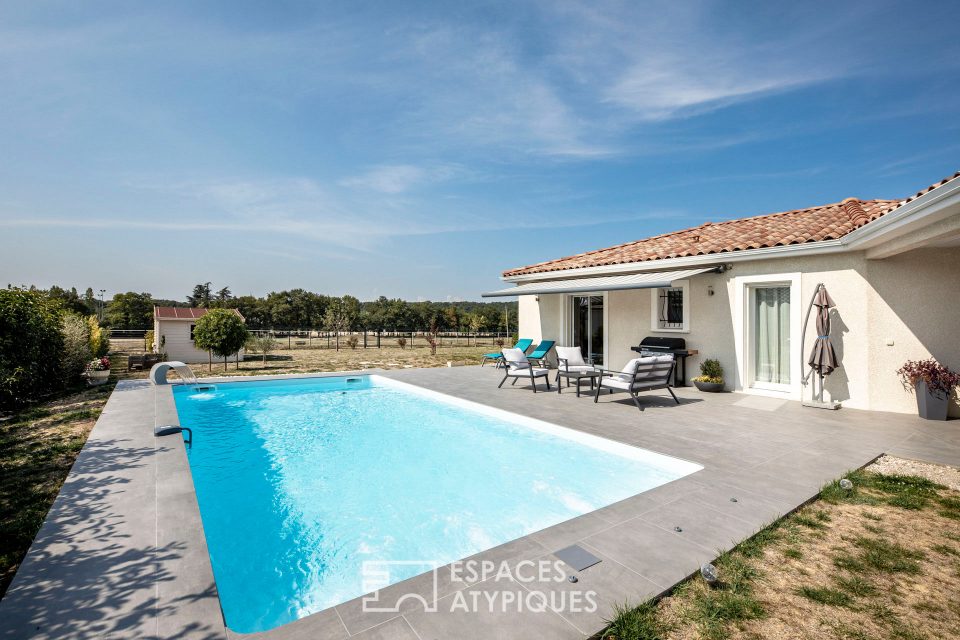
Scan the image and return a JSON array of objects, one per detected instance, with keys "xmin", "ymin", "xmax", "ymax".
[
  {"xmin": 50, "ymin": 408, "xmax": 101, "ymax": 424},
  {"xmin": 862, "ymin": 511, "xmax": 883, "ymax": 521},
  {"xmin": 794, "ymin": 513, "xmax": 828, "ymax": 530},
  {"xmin": 732, "ymin": 521, "xmax": 782, "ymax": 558},
  {"xmin": 796, "ymin": 585, "xmax": 855, "ymax": 607},
  {"xmin": 783, "ymin": 547, "xmax": 803, "ymax": 559},
  {"xmin": 912, "ymin": 600, "xmax": 942, "ymax": 614},
  {"xmin": 852, "ymin": 536, "xmax": 925, "ymax": 575},
  {"xmin": 835, "ymin": 574, "xmax": 878, "ymax": 598},
  {"xmin": 820, "ymin": 470, "xmax": 942, "ymax": 511},
  {"xmin": 602, "ymin": 602, "xmax": 662, "ymax": 640},
  {"xmin": 930, "ymin": 543, "xmax": 959, "ymax": 557}
]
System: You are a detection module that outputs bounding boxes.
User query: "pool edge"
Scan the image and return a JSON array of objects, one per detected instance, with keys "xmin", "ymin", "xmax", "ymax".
[{"xmin": 171, "ymin": 370, "xmax": 705, "ymax": 637}]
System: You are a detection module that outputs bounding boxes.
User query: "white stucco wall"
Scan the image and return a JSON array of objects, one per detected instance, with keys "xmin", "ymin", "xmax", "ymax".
[
  {"xmin": 154, "ymin": 319, "xmax": 245, "ymax": 364},
  {"xmin": 516, "ymin": 246, "xmax": 960, "ymax": 415}
]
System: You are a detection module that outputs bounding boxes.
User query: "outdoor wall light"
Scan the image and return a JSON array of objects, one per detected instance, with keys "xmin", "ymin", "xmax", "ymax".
[
  {"xmin": 839, "ymin": 478, "xmax": 854, "ymax": 490},
  {"xmin": 700, "ymin": 563, "xmax": 719, "ymax": 586}
]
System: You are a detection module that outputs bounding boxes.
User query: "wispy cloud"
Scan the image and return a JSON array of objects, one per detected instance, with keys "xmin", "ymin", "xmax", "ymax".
[{"xmin": 339, "ymin": 164, "xmax": 463, "ymax": 194}]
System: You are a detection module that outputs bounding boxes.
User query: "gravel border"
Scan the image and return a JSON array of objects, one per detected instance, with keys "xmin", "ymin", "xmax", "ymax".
[{"xmin": 867, "ymin": 454, "xmax": 960, "ymax": 491}]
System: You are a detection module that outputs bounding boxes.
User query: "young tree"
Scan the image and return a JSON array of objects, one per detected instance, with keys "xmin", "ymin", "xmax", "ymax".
[
  {"xmin": 247, "ymin": 333, "xmax": 278, "ymax": 365},
  {"xmin": 192, "ymin": 309, "xmax": 249, "ymax": 371},
  {"xmin": 324, "ymin": 296, "xmax": 360, "ymax": 351},
  {"xmin": 60, "ymin": 314, "xmax": 92, "ymax": 385},
  {"xmin": 468, "ymin": 313, "xmax": 485, "ymax": 346},
  {"xmin": 426, "ymin": 318, "xmax": 440, "ymax": 355}
]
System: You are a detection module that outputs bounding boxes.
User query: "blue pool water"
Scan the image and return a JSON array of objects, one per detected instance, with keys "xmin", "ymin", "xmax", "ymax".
[{"xmin": 173, "ymin": 375, "xmax": 701, "ymax": 633}]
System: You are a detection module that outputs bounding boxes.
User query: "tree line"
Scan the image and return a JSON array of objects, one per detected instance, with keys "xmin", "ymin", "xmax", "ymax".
[{"xmin": 22, "ymin": 284, "xmax": 518, "ymax": 332}]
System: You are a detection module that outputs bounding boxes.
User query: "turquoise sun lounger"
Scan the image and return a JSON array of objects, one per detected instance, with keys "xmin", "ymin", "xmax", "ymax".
[{"xmin": 481, "ymin": 338, "xmax": 533, "ymax": 367}]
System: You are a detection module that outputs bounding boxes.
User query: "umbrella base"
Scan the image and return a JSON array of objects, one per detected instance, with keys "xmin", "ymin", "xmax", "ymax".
[{"xmin": 802, "ymin": 400, "xmax": 841, "ymax": 410}]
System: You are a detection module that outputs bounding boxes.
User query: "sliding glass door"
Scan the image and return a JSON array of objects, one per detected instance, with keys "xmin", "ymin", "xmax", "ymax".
[
  {"xmin": 752, "ymin": 286, "xmax": 791, "ymax": 387},
  {"xmin": 571, "ymin": 295, "xmax": 604, "ymax": 365}
]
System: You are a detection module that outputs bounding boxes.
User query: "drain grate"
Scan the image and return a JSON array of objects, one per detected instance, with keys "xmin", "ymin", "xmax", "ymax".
[{"xmin": 554, "ymin": 544, "xmax": 602, "ymax": 572}]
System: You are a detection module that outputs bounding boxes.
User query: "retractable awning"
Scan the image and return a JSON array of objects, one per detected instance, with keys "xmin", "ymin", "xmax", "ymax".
[{"xmin": 482, "ymin": 266, "xmax": 719, "ymax": 297}]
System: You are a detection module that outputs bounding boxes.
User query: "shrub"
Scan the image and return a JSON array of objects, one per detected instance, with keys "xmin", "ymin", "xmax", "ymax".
[
  {"xmin": 495, "ymin": 338, "xmax": 505, "ymax": 348},
  {"xmin": 0, "ymin": 288, "xmax": 65, "ymax": 409},
  {"xmin": 61, "ymin": 314, "xmax": 93, "ymax": 385},
  {"xmin": 694, "ymin": 358, "xmax": 724, "ymax": 384},
  {"xmin": 345, "ymin": 336, "xmax": 359, "ymax": 350},
  {"xmin": 193, "ymin": 309, "xmax": 249, "ymax": 371},
  {"xmin": 897, "ymin": 358, "xmax": 959, "ymax": 396},
  {"xmin": 144, "ymin": 329, "xmax": 154, "ymax": 353},
  {"xmin": 397, "ymin": 337, "xmax": 407, "ymax": 349},
  {"xmin": 88, "ymin": 316, "xmax": 110, "ymax": 357}
]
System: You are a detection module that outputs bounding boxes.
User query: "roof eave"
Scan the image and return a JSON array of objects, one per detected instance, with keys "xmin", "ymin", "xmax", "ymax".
[
  {"xmin": 501, "ymin": 240, "xmax": 847, "ymax": 283},
  {"xmin": 502, "ymin": 174, "xmax": 960, "ymax": 284}
]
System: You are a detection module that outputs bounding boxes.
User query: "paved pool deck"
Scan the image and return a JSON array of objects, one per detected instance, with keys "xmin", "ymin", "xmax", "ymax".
[{"xmin": 1, "ymin": 365, "xmax": 958, "ymax": 640}]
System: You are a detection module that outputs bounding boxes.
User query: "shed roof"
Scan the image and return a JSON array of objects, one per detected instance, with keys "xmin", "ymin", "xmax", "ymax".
[{"xmin": 153, "ymin": 307, "xmax": 244, "ymax": 321}]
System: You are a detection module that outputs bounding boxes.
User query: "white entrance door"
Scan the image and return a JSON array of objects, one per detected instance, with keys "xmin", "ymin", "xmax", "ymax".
[{"xmin": 752, "ymin": 286, "xmax": 791, "ymax": 390}]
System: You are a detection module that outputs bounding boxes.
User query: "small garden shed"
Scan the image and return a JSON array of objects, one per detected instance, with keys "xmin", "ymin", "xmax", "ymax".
[{"xmin": 153, "ymin": 307, "xmax": 245, "ymax": 364}]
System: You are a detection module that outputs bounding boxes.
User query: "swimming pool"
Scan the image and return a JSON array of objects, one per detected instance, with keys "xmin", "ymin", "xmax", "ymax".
[{"xmin": 173, "ymin": 374, "xmax": 702, "ymax": 633}]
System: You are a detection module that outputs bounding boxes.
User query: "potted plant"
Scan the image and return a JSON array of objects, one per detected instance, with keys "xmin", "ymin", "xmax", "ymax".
[
  {"xmin": 85, "ymin": 356, "xmax": 111, "ymax": 386},
  {"xmin": 693, "ymin": 358, "xmax": 724, "ymax": 392},
  {"xmin": 897, "ymin": 358, "xmax": 959, "ymax": 420}
]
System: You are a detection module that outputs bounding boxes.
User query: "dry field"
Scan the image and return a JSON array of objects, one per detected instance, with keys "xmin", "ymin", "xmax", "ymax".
[{"xmin": 602, "ymin": 456, "xmax": 960, "ymax": 640}]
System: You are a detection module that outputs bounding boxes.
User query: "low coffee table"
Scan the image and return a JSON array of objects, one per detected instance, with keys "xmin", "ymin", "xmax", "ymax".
[{"xmin": 556, "ymin": 368, "xmax": 601, "ymax": 397}]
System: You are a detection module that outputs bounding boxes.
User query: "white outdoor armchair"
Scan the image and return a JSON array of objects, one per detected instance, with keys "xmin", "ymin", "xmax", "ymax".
[{"xmin": 498, "ymin": 347, "xmax": 552, "ymax": 393}]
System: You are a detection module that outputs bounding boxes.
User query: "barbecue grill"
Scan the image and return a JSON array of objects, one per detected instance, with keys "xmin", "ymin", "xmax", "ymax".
[{"xmin": 630, "ymin": 336, "xmax": 699, "ymax": 387}]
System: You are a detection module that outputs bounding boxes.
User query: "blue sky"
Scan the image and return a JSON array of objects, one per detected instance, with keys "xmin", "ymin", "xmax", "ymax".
[{"xmin": 1, "ymin": 1, "xmax": 958, "ymax": 301}]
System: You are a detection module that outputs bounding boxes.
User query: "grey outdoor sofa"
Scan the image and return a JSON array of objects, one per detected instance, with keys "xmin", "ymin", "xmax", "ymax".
[{"xmin": 594, "ymin": 354, "xmax": 679, "ymax": 411}]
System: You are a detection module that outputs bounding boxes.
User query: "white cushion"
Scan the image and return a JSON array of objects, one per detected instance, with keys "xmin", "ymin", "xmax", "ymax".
[
  {"xmin": 561, "ymin": 365, "xmax": 596, "ymax": 373},
  {"xmin": 634, "ymin": 355, "xmax": 674, "ymax": 380},
  {"xmin": 507, "ymin": 367, "xmax": 549, "ymax": 377},
  {"xmin": 556, "ymin": 346, "xmax": 587, "ymax": 367},
  {"xmin": 599, "ymin": 378, "xmax": 631, "ymax": 390},
  {"xmin": 501, "ymin": 348, "xmax": 530, "ymax": 369}
]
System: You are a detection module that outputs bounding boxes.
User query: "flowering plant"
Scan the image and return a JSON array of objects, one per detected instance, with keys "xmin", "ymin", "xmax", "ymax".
[
  {"xmin": 897, "ymin": 358, "xmax": 959, "ymax": 396},
  {"xmin": 693, "ymin": 358, "xmax": 724, "ymax": 384},
  {"xmin": 85, "ymin": 356, "xmax": 111, "ymax": 372}
]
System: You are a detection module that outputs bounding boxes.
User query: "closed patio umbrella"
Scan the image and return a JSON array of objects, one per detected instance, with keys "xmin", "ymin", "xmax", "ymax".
[
  {"xmin": 808, "ymin": 285, "xmax": 837, "ymax": 375},
  {"xmin": 802, "ymin": 284, "xmax": 840, "ymax": 409}
]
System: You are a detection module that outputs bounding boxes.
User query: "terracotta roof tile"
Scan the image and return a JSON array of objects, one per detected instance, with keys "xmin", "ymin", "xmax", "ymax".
[{"xmin": 503, "ymin": 171, "xmax": 960, "ymax": 278}]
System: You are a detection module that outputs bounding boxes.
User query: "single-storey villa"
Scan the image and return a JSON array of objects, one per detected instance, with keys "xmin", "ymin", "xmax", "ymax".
[
  {"xmin": 485, "ymin": 171, "xmax": 960, "ymax": 416},
  {"xmin": 153, "ymin": 306, "xmax": 245, "ymax": 364}
]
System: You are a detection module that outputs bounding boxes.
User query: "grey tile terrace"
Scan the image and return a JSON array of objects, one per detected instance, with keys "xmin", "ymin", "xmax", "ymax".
[{"xmin": 1, "ymin": 365, "xmax": 957, "ymax": 639}]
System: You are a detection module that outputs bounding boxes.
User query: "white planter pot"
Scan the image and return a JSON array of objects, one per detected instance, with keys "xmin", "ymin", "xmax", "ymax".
[{"xmin": 86, "ymin": 369, "xmax": 110, "ymax": 386}]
